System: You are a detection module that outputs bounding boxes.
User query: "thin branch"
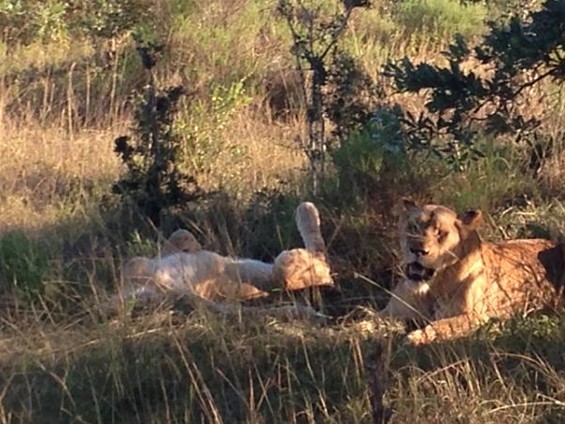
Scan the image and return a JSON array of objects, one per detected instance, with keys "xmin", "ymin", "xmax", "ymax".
[
  {"xmin": 511, "ymin": 66, "xmax": 557, "ymax": 98},
  {"xmin": 320, "ymin": 7, "xmax": 353, "ymax": 60}
]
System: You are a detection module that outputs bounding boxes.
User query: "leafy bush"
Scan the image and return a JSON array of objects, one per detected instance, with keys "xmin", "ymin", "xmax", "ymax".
[
  {"xmin": 0, "ymin": 0, "xmax": 67, "ymax": 44},
  {"xmin": 325, "ymin": 50, "xmax": 379, "ymax": 144},
  {"xmin": 384, "ymin": 0, "xmax": 565, "ymax": 170},
  {"xmin": 0, "ymin": 0, "xmax": 152, "ymax": 45},
  {"xmin": 277, "ymin": 0, "xmax": 371, "ymax": 194},
  {"xmin": 331, "ymin": 106, "xmax": 409, "ymax": 197},
  {"xmin": 113, "ymin": 37, "xmax": 202, "ymax": 228},
  {"xmin": 178, "ymin": 79, "xmax": 252, "ymax": 181},
  {"xmin": 70, "ymin": 0, "xmax": 151, "ymax": 39}
]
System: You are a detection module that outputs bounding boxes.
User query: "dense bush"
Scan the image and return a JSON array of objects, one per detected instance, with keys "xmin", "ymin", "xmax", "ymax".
[
  {"xmin": 331, "ymin": 106, "xmax": 408, "ymax": 197},
  {"xmin": 0, "ymin": 0, "xmax": 152, "ymax": 45},
  {"xmin": 112, "ymin": 37, "xmax": 202, "ymax": 228}
]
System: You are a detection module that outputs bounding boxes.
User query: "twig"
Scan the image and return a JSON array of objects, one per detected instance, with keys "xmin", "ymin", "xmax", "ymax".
[{"xmin": 365, "ymin": 339, "xmax": 393, "ymax": 424}]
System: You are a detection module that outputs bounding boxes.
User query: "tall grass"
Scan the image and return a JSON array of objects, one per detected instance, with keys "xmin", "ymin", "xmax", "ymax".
[
  {"xmin": 392, "ymin": 0, "xmax": 487, "ymax": 42},
  {"xmin": 1, "ymin": 301, "xmax": 563, "ymax": 423}
]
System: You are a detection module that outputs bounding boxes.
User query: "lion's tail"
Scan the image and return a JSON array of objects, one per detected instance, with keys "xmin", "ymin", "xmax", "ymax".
[{"xmin": 295, "ymin": 202, "xmax": 326, "ymax": 253}]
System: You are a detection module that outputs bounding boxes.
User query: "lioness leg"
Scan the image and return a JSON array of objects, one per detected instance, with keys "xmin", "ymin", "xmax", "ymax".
[
  {"xmin": 406, "ymin": 314, "xmax": 486, "ymax": 345},
  {"xmin": 272, "ymin": 202, "xmax": 334, "ymax": 290},
  {"xmin": 379, "ymin": 279, "xmax": 433, "ymax": 321},
  {"xmin": 224, "ymin": 259, "xmax": 273, "ymax": 295}
]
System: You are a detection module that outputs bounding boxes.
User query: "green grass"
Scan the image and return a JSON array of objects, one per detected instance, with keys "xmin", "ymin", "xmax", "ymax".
[{"xmin": 0, "ymin": 231, "xmax": 51, "ymax": 300}]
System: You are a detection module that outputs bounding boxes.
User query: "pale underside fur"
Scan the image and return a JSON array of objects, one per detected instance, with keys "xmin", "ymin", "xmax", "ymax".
[
  {"xmin": 119, "ymin": 202, "xmax": 333, "ymax": 308},
  {"xmin": 380, "ymin": 199, "xmax": 565, "ymax": 344}
]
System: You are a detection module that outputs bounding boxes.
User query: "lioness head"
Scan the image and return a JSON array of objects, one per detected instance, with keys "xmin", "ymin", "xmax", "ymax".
[
  {"xmin": 398, "ymin": 199, "xmax": 483, "ymax": 281},
  {"xmin": 162, "ymin": 229, "xmax": 202, "ymax": 256}
]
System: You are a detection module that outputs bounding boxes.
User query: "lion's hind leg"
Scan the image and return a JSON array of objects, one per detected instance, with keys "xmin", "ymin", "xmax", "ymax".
[
  {"xmin": 295, "ymin": 202, "xmax": 326, "ymax": 253},
  {"xmin": 223, "ymin": 259, "xmax": 274, "ymax": 299},
  {"xmin": 272, "ymin": 202, "xmax": 334, "ymax": 290}
]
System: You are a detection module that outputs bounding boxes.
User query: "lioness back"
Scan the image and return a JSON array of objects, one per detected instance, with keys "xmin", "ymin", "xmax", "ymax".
[{"xmin": 481, "ymin": 239, "xmax": 564, "ymax": 315}]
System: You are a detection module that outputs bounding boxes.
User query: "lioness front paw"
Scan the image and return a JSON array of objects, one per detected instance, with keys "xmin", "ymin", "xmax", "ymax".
[{"xmin": 406, "ymin": 327, "xmax": 437, "ymax": 345}]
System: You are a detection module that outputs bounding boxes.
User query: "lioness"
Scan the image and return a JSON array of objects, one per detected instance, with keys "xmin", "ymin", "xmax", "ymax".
[
  {"xmin": 380, "ymin": 199, "xmax": 564, "ymax": 344},
  {"xmin": 120, "ymin": 202, "xmax": 334, "ymax": 303}
]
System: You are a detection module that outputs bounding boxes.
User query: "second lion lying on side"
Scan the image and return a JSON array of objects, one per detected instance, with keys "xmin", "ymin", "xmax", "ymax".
[
  {"xmin": 381, "ymin": 199, "xmax": 565, "ymax": 344},
  {"xmin": 120, "ymin": 202, "xmax": 334, "ymax": 304}
]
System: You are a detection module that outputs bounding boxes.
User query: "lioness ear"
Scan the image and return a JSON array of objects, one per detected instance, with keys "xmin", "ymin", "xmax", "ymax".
[{"xmin": 459, "ymin": 210, "xmax": 483, "ymax": 230}]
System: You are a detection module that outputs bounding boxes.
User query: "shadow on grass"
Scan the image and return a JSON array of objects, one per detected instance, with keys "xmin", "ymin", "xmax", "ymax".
[
  {"xmin": 0, "ymin": 174, "xmax": 399, "ymax": 320},
  {"xmin": 0, "ymin": 312, "xmax": 378, "ymax": 424},
  {"xmin": 0, "ymin": 176, "xmax": 394, "ymax": 423}
]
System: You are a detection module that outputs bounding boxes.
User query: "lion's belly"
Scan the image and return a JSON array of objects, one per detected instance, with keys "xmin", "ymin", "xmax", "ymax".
[{"xmin": 153, "ymin": 251, "xmax": 227, "ymax": 293}]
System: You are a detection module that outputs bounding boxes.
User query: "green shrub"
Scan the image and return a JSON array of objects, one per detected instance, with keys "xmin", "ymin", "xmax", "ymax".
[
  {"xmin": 113, "ymin": 37, "xmax": 203, "ymax": 228},
  {"xmin": 0, "ymin": 0, "xmax": 157, "ymax": 46},
  {"xmin": 331, "ymin": 106, "xmax": 409, "ymax": 198},
  {"xmin": 178, "ymin": 79, "xmax": 252, "ymax": 182},
  {"xmin": 71, "ymin": 0, "xmax": 151, "ymax": 39}
]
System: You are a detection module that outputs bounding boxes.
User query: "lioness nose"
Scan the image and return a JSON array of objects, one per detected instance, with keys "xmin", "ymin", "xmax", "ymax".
[{"xmin": 410, "ymin": 247, "xmax": 429, "ymax": 256}]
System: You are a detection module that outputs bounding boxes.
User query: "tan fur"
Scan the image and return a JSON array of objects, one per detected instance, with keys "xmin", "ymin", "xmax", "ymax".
[
  {"xmin": 161, "ymin": 229, "xmax": 202, "ymax": 256},
  {"xmin": 381, "ymin": 200, "xmax": 564, "ymax": 344},
  {"xmin": 272, "ymin": 201, "xmax": 332, "ymax": 290},
  {"xmin": 295, "ymin": 201, "xmax": 326, "ymax": 253},
  {"xmin": 273, "ymin": 249, "xmax": 333, "ymax": 291},
  {"xmin": 122, "ymin": 251, "xmax": 269, "ymax": 302},
  {"xmin": 120, "ymin": 202, "xmax": 333, "ymax": 304},
  {"xmin": 379, "ymin": 278, "xmax": 432, "ymax": 322}
]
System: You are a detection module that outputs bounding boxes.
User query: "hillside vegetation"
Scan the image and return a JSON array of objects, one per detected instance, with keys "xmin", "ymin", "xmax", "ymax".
[{"xmin": 0, "ymin": 0, "xmax": 564, "ymax": 422}]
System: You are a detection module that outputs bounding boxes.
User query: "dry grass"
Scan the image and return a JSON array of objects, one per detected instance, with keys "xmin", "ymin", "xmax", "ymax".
[
  {"xmin": 0, "ymin": 299, "xmax": 563, "ymax": 423},
  {"xmin": 180, "ymin": 107, "xmax": 306, "ymax": 194},
  {"xmin": 0, "ymin": 124, "xmax": 121, "ymax": 232}
]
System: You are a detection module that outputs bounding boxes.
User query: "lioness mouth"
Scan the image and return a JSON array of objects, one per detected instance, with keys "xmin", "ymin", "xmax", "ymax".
[{"xmin": 406, "ymin": 262, "xmax": 435, "ymax": 282}]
